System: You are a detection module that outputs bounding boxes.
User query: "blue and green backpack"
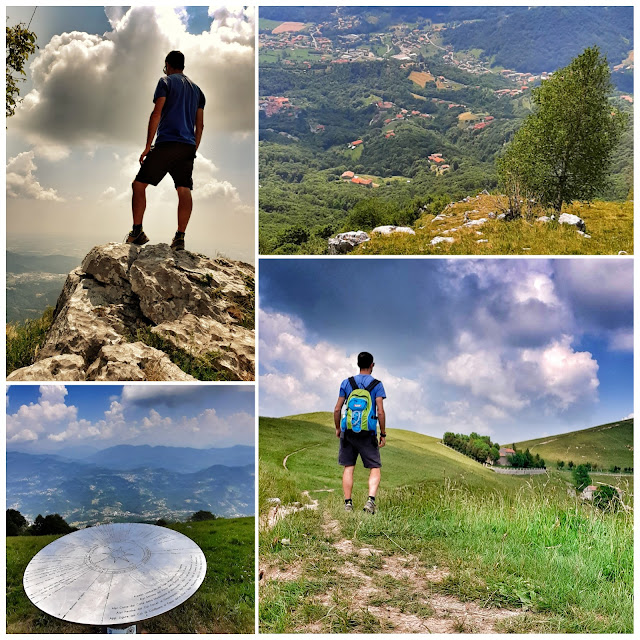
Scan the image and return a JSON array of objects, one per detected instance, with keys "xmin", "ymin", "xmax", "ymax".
[{"xmin": 341, "ymin": 377, "xmax": 380, "ymax": 433}]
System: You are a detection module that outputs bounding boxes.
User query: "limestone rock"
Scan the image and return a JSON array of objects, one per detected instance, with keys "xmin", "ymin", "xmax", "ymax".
[
  {"xmin": 463, "ymin": 218, "xmax": 487, "ymax": 228},
  {"xmin": 151, "ymin": 313, "xmax": 255, "ymax": 381},
  {"xmin": 476, "ymin": 239, "xmax": 489, "ymax": 244},
  {"xmin": 86, "ymin": 343, "xmax": 195, "ymax": 381},
  {"xmin": 558, "ymin": 213, "xmax": 586, "ymax": 232},
  {"xmin": 371, "ymin": 225, "xmax": 415, "ymax": 235},
  {"xmin": 537, "ymin": 216, "xmax": 552, "ymax": 223},
  {"xmin": 497, "ymin": 213, "xmax": 506, "ymax": 220},
  {"xmin": 328, "ymin": 231, "xmax": 370, "ymax": 254},
  {"xmin": 7, "ymin": 355, "xmax": 85, "ymax": 381},
  {"xmin": 576, "ymin": 230, "xmax": 592, "ymax": 239},
  {"xmin": 431, "ymin": 236, "xmax": 455, "ymax": 245},
  {"xmin": 8, "ymin": 243, "xmax": 255, "ymax": 382}
]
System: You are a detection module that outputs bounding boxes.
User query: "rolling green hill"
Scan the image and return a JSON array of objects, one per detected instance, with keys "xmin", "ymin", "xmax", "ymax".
[
  {"xmin": 7, "ymin": 518, "xmax": 254, "ymax": 634},
  {"xmin": 259, "ymin": 412, "xmax": 632, "ymax": 633},
  {"xmin": 260, "ymin": 412, "xmax": 534, "ymax": 509},
  {"xmin": 515, "ymin": 419, "xmax": 633, "ymax": 469}
]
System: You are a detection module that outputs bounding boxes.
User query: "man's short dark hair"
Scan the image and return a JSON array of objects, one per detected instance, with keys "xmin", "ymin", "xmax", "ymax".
[
  {"xmin": 165, "ymin": 50, "xmax": 185, "ymax": 70},
  {"xmin": 357, "ymin": 352, "xmax": 374, "ymax": 369}
]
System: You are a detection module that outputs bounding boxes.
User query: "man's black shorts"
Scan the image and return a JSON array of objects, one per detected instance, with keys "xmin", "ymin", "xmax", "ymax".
[
  {"xmin": 339, "ymin": 430, "xmax": 381, "ymax": 468},
  {"xmin": 135, "ymin": 141, "xmax": 196, "ymax": 190}
]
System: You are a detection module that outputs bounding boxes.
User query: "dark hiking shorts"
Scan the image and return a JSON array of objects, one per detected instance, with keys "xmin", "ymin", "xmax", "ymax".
[
  {"xmin": 135, "ymin": 141, "xmax": 197, "ymax": 190},
  {"xmin": 339, "ymin": 430, "xmax": 381, "ymax": 468}
]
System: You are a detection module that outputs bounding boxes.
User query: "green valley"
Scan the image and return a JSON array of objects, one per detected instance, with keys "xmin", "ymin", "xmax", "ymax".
[{"xmin": 258, "ymin": 7, "xmax": 634, "ymax": 255}]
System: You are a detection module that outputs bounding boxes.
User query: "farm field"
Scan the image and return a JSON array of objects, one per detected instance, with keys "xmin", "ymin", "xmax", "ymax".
[{"xmin": 259, "ymin": 413, "xmax": 633, "ymax": 633}]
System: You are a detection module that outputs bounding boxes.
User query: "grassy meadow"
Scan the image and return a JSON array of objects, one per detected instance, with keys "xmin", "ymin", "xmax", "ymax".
[
  {"xmin": 259, "ymin": 413, "xmax": 633, "ymax": 633},
  {"xmin": 354, "ymin": 196, "xmax": 633, "ymax": 256},
  {"xmin": 7, "ymin": 518, "xmax": 255, "ymax": 634}
]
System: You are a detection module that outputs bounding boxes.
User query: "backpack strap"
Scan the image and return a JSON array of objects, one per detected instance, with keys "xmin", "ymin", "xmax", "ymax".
[
  {"xmin": 365, "ymin": 379, "xmax": 380, "ymax": 393},
  {"xmin": 348, "ymin": 377, "xmax": 359, "ymax": 393}
]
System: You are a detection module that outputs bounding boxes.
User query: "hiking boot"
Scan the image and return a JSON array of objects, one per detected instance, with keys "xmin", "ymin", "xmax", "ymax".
[
  {"xmin": 344, "ymin": 502, "xmax": 354, "ymax": 512},
  {"xmin": 125, "ymin": 229, "xmax": 149, "ymax": 245},
  {"xmin": 363, "ymin": 498, "xmax": 376, "ymax": 514},
  {"xmin": 171, "ymin": 232, "xmax": 185, "ymax": 251}
]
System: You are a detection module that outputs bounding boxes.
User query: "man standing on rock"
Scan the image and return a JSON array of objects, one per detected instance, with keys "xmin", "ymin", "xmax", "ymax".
[
  {"xmin": 127, "ymin": 50, "xmax": 205, "ymax": 251},
  {"xmin": 334, "ymin": 352, "xmax": 386, "ymax": 514}
]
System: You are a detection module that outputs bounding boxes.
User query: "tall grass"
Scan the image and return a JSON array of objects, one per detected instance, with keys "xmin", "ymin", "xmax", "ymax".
[
  {"xmin": 261, "ymin": 475, "xmax": 633, "ymax": 633},
  {"xmin": 6, "ymin": 307, "xmax": 55, "ymax": 374},
  {"xmin": 341, "ymin": 477, "xmax": 633, "ymax": 632}
]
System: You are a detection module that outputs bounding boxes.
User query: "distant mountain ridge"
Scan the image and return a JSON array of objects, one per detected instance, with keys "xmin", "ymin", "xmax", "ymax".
[
  {"xmin": 7, "ymin": 446, "xmax": 255, "ymax": 526},
  {"xmin": 82, "ymin": 444, "xmax": 255, "ymax": 472},
  {"xmin": 7, "ymin": 251, "xmax": 80, "ymax": 274}
]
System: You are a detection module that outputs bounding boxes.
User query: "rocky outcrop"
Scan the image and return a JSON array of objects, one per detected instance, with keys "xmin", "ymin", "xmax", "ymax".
[
  {"xmin": 558, "ymin": 213, "xmax": 586, "ymax": 232},
  {"xmin": 328, "ymin": 231, "xmax": 370, "ymax": 254},
  {"xmin": 8, "ymin": 243, "xmax": 255, "ymax": 381}
]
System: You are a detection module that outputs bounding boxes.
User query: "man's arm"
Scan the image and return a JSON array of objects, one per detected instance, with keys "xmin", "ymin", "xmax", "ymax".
[
  {"xmin": 334, "ymin": 396, "xmax": 345, "ymax": 437},
  {"xmin": 376, "ymin": 397, "xmax": 386, "ymax": 447},
  {"xmin": 140, "ymin": 97, "xmax": 166, "ymax": 164},
  {"xmin": 194, "ymin": 108, "xmax": 204, "ymax": 152}
]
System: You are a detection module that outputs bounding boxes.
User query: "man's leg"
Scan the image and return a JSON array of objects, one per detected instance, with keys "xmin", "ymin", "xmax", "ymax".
[
  {"xmin": 176, "ymin": 187, "xmax": 192, "ymax": 232},
  {"xmin": 132, "ymin": 181, "xmax": 148, "ymax": 226},
  {"xmin": 368, "ymin": 468, "xmax": 381, "ymax": 497},
  {"xmin": 342, "ymin": 465, "xmax": 355, "ymax": 500}
]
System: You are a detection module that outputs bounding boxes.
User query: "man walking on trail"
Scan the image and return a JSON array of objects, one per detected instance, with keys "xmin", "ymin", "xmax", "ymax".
[
  {"xmin": 127, "ymin": 50, "xmax": 205, "ymax": 251},
  {"xmin": 334, "ymin": 352, "xmax": 387, "ymax": 514}
]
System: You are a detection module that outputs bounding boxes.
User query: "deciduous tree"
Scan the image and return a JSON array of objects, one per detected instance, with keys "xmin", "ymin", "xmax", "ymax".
[
  {"xmin": 499, "ymin": 46, "xmax": 627, "ymax": 213},
  {"xmin": 6, "ymin": 20, "xmax": 37, "ymax": 118}
]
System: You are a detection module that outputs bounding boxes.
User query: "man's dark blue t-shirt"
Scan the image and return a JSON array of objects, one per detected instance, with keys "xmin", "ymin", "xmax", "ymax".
[{"xmin": 153, "ymin": 74, "xmax": 205, "ymax": 145}]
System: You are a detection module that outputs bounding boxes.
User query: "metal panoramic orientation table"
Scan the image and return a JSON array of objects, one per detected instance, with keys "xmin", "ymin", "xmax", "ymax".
[{"xmin": 23, "ymin": 523, "xmax": 207, "ymax": 632}]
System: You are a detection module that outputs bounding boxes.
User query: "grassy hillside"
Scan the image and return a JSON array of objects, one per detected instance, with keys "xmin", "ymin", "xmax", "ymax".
[
  {"xmin": 515, "ymin": 419, "xmax": 633, "ymax": 469},
  {"xmin": 7, "ymin": 518, "xmax": 254, "ymax": 634},
  {"xmin": 259, "ymin": 413, "xmax": 633, "ymax": 633},
  {"xmin": 354, "ymin": 196, "xmax": 633, "ymax": 256},
  {"xmin": 260, "ymin": 412, "xmax": 532, "ymax": 510}
]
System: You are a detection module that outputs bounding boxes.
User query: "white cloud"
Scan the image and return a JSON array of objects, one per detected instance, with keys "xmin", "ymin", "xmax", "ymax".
[
  {"xmin": 7, "ymin": 385, "xmax": 77, "ymax": 442},
  {"xmin": 259, "ymin": 310, "xmax": 426, "ymax": 425},
  {"xmin": 520, "ymin": 336, "xmax": 599, "ymax": 410},
  {"xmin": 6, "ymin": 151, "xmax": 64, "ymax": 201},
  {"xmin": 608, "ymin": 328, "xmax": 634, "ymax": 352},
  {"xmin": 13, "ymin": 6, "xmax": 255, "ymax": 147},
  {"xmin": 444, "ymin": 335, "xmax": 528, "ymax": 410},
  {"xmin": 622, "ymin": 413, "xmax": 633, "ymax": 420},
  {"xmin": 443, "ymin": 333, "xmax": 599, "ymax": 413}
]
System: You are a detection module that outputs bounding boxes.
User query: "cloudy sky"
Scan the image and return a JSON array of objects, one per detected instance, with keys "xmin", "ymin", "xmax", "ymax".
[
  {"xmin": 6, "ymin": 384, "xmax": 255, "ymax": 454},
  {"xmin": 6, "ymin": 5, "xmax": 254, "ymax": 261},
  {"xmin": 259, "ymin": 258, "xmax": 633, "ymax": 443}
]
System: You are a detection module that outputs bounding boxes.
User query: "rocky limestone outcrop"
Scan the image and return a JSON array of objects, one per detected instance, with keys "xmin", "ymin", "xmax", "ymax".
[
  {"xmin": 8, "ymin": 243, "xmax": 255, "ymax": 381},
  {"xmin": 328, "ymin": 231, "xmax": 370, "ymax": 254}
]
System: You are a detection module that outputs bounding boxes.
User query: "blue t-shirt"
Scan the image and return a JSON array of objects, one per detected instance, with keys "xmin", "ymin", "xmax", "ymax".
[
  {"xmin": 339, "ymin": 374, "xmax": 386, "ymax": 430},
  {"xmin": 153, "ymin": 74, "xmax": 206, "ymax": 145}
]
